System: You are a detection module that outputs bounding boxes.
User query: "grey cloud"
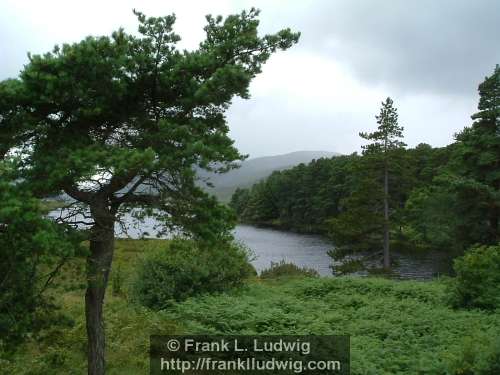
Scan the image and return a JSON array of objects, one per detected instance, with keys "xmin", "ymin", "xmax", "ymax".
[
  {"xmin": 257, "ymin": 0, "xmax": 500, "ymax": 95},
  {"xmin": 1, "ymin": 1, "xmax": 495, "ymax": 157}
]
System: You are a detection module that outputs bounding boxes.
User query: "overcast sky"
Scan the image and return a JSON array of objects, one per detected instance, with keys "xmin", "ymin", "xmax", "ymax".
[{"xmin": 1, "ymin": 0, "xmax": 499, "ymax": 157}]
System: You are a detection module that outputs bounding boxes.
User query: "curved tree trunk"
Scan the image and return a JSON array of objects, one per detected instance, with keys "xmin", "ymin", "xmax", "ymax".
[{"xmin": 86, "ymin": 207, "xmax": 115, "ymax": 375}]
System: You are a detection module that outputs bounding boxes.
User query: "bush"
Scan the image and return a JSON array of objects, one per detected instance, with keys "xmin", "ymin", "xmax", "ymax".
[
  {"xmin": 447, "ymin": 337, "xmax": 500, "ymax": 375},
  {"xmin": 448, "ymin": 244, "xmax": 500, "ymax": 310},
  {"xmin": 260, "ymin": 260, "xmax": 319, "ymax": 279},
  {"xmin": 132, "ymin": 238, "xmax": 255, "ymax": 309},
  {"xmin": 0, "ymin": 165, "xmax": 82, "ymax": 348}
]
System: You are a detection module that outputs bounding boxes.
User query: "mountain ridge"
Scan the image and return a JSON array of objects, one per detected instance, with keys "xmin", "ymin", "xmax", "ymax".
[{"xmin": 199, "ymin": 150, "xmax": 341, "ymax": 201}]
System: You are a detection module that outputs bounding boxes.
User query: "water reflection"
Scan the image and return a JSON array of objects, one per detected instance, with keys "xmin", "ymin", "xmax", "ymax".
[
  {"xmin": 49, "ymin": 209, "xmax": 453, "ymax": 279},
  {"xmin": 234, "ymin": 225, "xmax": 333, "ymax": 276},
  {"xmin": 234, "ymin": 225, "xmax": 453, "ymax": 279}
]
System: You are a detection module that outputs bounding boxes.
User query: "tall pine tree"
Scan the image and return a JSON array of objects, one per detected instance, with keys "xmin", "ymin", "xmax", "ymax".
[
  {"xmin": 329, "ymin": 98, "xmax": 405, "ymax": 272},
  {"xmin": 359, "ymin": 97, "xmax": 405, "ymax": 269}
]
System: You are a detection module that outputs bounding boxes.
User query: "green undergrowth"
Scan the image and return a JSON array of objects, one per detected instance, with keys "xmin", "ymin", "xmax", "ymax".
[
  {"xmin": 2, "ymin": 239, "xmax": 499, "ymax": 374},
  {"xmin": 167, "ymin": 277, "xmax": 500, "ymax": 374},
  {"xmin": 1, "ymin": 239, "xmax": 179, "ymax": 375}
]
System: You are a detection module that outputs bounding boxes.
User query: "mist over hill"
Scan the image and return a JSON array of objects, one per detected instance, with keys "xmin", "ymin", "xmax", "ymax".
[{"xmin": 198, "ymin": 151, "xmax": 340, "ymax": 201}]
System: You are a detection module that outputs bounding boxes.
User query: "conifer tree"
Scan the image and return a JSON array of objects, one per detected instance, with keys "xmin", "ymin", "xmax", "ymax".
[
  {"xmin": 1, "ymin": 9, "xmax": 299, "ymax": 374},
  {"xmin": 454, "ymin": 65, "xmax": 500, "ymax": 243},
  {"xmin": 359, "ymin": 97, "xmax": 405, "ymax": 269}
]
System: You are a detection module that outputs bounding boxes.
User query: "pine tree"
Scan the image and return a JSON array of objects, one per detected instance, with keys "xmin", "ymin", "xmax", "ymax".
[
  {"xmin": 454, "ymin": 65, "xmax": 500, "ymax": 243},
  {"xmin": 359, "ymin": 97, "xmax": 405, "ymax": 269},
  {"xmin": 1, "ymin": 9, "xmax": 299, "ymax": 374}
]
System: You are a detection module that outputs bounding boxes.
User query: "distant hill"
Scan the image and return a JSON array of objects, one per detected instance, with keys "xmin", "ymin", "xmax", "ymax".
[{"xmin": 198, "ymin": 151, "xmax": 340, "ymax": 202}]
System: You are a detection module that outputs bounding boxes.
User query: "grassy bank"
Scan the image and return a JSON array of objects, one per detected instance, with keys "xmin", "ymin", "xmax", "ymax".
[{"xmin": 2, "ymin": 240, "xmax": 499, "ymax": 374}]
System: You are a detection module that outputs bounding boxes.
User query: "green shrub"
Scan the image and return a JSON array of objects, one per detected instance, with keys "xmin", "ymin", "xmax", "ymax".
[
  {"xmin": 260, "ymin": 260, "xmax": 319, "ymax": 279},
  {"xmin": 0, "ymin": 165, "xmax": 83, "ymax": 349},
  {"xmin": 132, "ymin": 238, "xmax": 255, "ymax": 309},
  {"xmin": 447, "ymin": 337, "xmax": 500, "ymax": 375},
  {"xmin": 448, "ymin": 244, "xmax": 500, "ymax": 310}
]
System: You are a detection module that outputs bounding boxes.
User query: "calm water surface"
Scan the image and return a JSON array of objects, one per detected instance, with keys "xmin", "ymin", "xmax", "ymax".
[
  {"xmin": 234, "ymin": 225, "xmax": 333, "ymax": 276},
  {"xmin": 51, "ymin": 209, "xmax": 453, "ymax": 279},
  {"xmin": 233, "ymin": 225, "xmax": 453, "ymax": 279}
]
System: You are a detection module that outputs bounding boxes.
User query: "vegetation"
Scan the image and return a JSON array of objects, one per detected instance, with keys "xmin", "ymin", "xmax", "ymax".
[
  {"xmin": 453, "ymin": 64, "xmax": 500, "ymax": 245},
  {"xmin": 259, "ymin": 260, "xmax": 319, "ymax": 279},
  {"xmin": 0, "ymin": 163, "xmax": 82, "ymax": 349},
  {"xmin": 201, "ymin": 150, "xmax": 338, "ymax": 202},
  {"xmin": 231, "ymin": 65, "xmax": 500, "ymax": 273},
  {"xmin": 173, "ymin": 278, "xmax": 500, "ymax": 374},
  {"xmin": 333, "ymin": 97, "xmax": 406, "ymax": 270},
  {"xmin": 447, "ymin": 244, "xmax": 500, "ymax": 310},
  {"xmin": 358, "ymin": 97, "xmax": 405, "ymax": 268},
  {"xmin": 0, "ymin": 3, "xmax": 498, "ymax": 374},
  {"xmin": 1, "ymin": 239, "xmax": 179, "ymax": 375},
  {"xmin": 0, "ymin": 8, "xmax": 298, "ymax": 374},
  {"xmin": 230, "ymin": 145, "xmax": 453, "ymax": 272},
  {"xmin": 2, "ymin": 239, "xmax": 500, "ymax": 374},
  {"xmin": 132, "ymin": 238, "xmax": 255, "ymax": 310}
]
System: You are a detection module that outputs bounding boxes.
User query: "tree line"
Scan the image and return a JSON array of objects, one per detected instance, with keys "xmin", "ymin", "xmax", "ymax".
[{"xmin": 231, "ymin": 65, "xmax": 500, "ymax": 273}]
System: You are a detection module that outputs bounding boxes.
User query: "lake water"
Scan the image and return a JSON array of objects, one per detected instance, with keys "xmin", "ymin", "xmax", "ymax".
[
  {"xmin": 234, "ymin": 225, "xmax": 334, "ymax": 276},
  {"xmin": 118, "ymin": 215, "xmax": 452, "ymax": 279},
  {"xmin": 234, "ymin": 225, "xmax": 453, "ymax": 279},
  {"xmin": 51, "ymin": 210, "xmax": 454, "ymax": 279}
]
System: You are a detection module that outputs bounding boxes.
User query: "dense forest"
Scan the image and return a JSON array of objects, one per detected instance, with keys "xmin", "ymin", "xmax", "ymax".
[{"xmin": 231, "ymin": 65, "xmax": 500, "ymax": 273}]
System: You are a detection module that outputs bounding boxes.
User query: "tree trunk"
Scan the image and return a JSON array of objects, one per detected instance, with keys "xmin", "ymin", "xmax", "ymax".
[
  {"xmin": 383, "ymin": 163, "xmax": 390, "ymax": 270},
  {"xmin": 86, "ymin": 207, "xmax": 115, "ymax": 375}
]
